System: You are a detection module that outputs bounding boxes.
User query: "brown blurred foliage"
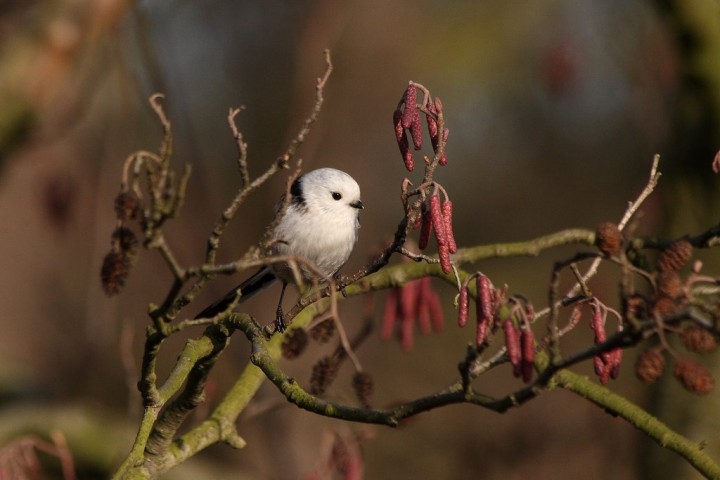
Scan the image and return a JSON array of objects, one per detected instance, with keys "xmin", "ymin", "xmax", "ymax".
[{"xmin": 0, "ymin": 1, "xmax": 718, "ymax": 478}]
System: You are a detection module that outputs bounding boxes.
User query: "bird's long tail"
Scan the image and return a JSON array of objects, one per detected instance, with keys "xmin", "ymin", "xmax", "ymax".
[{"xmin": 194, "ymin": 266, "xmax": 277, "ymax": 319}]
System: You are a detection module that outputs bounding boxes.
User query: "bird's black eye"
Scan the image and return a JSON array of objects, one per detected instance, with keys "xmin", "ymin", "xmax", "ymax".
[{"xmin": 331, "ymin": 191, "xmax": 342, "ymax": 201}]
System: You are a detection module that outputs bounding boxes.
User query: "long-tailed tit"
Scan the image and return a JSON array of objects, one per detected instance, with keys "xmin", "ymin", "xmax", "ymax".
[{"xmin": 196, "ymin": 168, "xmax": 363, "ymax": 332}]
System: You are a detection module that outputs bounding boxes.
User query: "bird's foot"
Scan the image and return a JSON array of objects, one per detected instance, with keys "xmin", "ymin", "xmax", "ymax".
[{"xmin": 275, "ymin": 307, "xmax": 287, "ymax": 333}]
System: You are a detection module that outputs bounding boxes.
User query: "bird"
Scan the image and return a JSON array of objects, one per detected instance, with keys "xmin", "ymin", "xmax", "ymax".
[{"xmin": 195, "ymin": 168, "xmax": 363, "ymax": 332}]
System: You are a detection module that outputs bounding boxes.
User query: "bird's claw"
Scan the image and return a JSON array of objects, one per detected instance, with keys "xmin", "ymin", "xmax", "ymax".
[{"xmin": 275, "ymin": 307, "xmax": 287, "ymax": 333}]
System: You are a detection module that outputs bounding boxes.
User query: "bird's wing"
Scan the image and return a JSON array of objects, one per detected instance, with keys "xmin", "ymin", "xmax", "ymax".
[{"xmin": 194, "ymin": 266, "xmax": 277, "ymax": 319}]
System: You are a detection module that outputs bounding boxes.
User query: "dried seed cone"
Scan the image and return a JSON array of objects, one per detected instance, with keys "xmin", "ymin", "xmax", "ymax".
[
  {"xmin": 114, "ymin": 191, "xmax": 140, "ymax": 221},
  {"xmin": 652, "ymin": 295, "xmax": 680, "ymax": 317},
  {"xmin": 635, "ymin": 348, "xmax": 665, "ymax": 383},
  {"xmin": 679, "ymin": 326, "xmax": 718, "ymax": 354},
  {"xmin": 673, "ymin": 358, "xmax": 715, "ymax": 395},
  {"xmin": 112, "ymin": 226, "xmax": 138, "ymax": 256},
  {"xmin": 623, "ymin": 295, "xmax": 648, "ymax": 323},
  {"xmin": 310, "ymin": 356, "xmax": 341, "ymax": 395},
  {"xmin": 657, "ymin": 240, "xmax": 693, "ymax": 272},
  {"xmin": 100, "ymin": 250, "xmax": 130, "ymax": 296},
  {"xmin": 656, "ymin": 271, "xmax": 683, "ymax": 299},
  {"xmin": 595, "ymin": 222, "xmax": 623, "ymax": 256},
  {"xmin": 281, "ymin": 328, "xmax": 309, "ymax": 359},
  {"xmin": 310, "ymin": 318, "xmax": 336, "ymax": 343},
  {"xmin": 352, "ymin": 372, "xmax": 374, "ymax": 409}
]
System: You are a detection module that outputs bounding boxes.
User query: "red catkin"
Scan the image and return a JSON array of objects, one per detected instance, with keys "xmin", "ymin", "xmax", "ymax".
[
  {"xmin": 415, "ymin": 277, "xmax": 432, "ymax": 335},
  {"xmin": 410, "ymin": 110, "xmax": 423, "ymax": 150},
  {"xmin": 442, "ymin": 199, "xmax": 457, "ymax": 253},
  {"xmin": 426, "ymin": 287, "xmax": 445, "ymax": 333},
  {"xmin": 610, "ymin": 348, "xmax": 623, "ymax": 379},
  {"xmin": 401, "ymin": 82, "xmax": 417, "ymax": 129},
  {"xmin": 476, "ymin": 317, "xmax": 489, "ymax": 347},
  {"xmin": 520, "ymin": 327, "xmax": 535, "ymax": 383},
  {"xmin": 428, "ymin": 194, "xmax": 447, "ymax": 246},
  {"xmin": 438, "ymin": 244, "xmax": 452, "ymax": 274},
  {"xmin": 476, "ymin": 275, "xmax": 493, "ymax": 323},
  {"xmin": 458, "ymin": 286, "xmax": 470, "ymax": 328},
  {"xmin": 381, "ymin": 289, "xmax": 399, "ymax": 341},
  {"xmin": 504, "ymin": 318, "xmax": 521, "ymax": 375},
  {"xmin": 429, "ymin": 194, "xmax": 452, "ymax": 273},
  {"xmin": 418, "ymin": 206, "xmax": 432, "ymax": 250},
  {"xmin": 393, "ymin": 109, "xmax": 414, "ymax": 171}
]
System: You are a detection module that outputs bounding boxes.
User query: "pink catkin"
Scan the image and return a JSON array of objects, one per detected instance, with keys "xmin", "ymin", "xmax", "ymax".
[
  {"xmin": 504, "ymin": 318, "xmax": 521, "ymax": 374},
  {"xmin": 477, "ymin": 275, "xmax": 493, "ymax": 322},
  {"xmin": 416, "ymin": 277, "xmax": 432, "ymax": 335},
  {"xmin": 457, "ymin": 286, "xmax": 470, "ymax": 328},
  {"xmin": 401, "ymin": 82, "xmax": 417, "ymax": 129},
  {"xmin": 401, "ymin": 308, "xmax": 414, "ymax": 352},
  {"xmin": 381, "ymin": 289, "xmax": 399, "ymax": 341},
  {"xmin": 428, "ymin": 194, "xmax": 447, "ymax": 246},
  {"xmin": 442, "ymin": 200, "xmax": 457, "ymax": 253},
  {"xmin": 410, "ymin": 110, "xmax": 423, "ymax": 150},
  {"xmin": 426, "ymin": 287, "xmax": 445, "ymax": 332},
  {"xmin": 393, "ymin": 109, "xmax": 414, "ymax": 171},
  {"xmin": 429, "ymin": 194, "xmax": 452, "ymax": 274},
  {"xmin": 476, "ymin": 317, "xmax": 489, "ymax": 347},
  {"xmin": 418, "ymin": 207, "xmax": 432, "ymax": 250},
  {"xmin": 610, "ymin": 348, "xmax": 623, "ymax": 379}
]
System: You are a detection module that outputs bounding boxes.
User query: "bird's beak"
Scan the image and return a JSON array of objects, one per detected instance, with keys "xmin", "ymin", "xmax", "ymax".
[{"xmin": 351, "ymin": 199, "xmax": 364, "ymax": 210}]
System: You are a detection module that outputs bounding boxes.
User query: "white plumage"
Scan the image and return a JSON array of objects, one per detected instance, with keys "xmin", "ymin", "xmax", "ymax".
[{"xmin": 196, "ymin": 168, "xmax": 363, "ymax": 331}]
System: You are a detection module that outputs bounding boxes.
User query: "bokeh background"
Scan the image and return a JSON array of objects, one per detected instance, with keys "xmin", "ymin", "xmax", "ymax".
[{"xmin": 1, "ymin": 0, "xmax": 719, "ymax": 478}]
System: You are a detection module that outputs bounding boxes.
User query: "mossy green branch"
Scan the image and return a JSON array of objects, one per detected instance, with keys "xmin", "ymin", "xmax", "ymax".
[{"xmin": 555, "ymin": 370, "xmax": 720, "ymax": 479}]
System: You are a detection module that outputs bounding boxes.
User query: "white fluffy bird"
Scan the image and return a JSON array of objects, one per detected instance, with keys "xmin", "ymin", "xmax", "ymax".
[{"xmin": 196, "ymin": 168, "xmax": 363, "ymax": 331}]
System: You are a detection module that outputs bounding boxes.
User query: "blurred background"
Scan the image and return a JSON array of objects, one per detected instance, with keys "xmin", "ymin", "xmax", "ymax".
[{"xmin": 0, "ymin": 0, "xmax": 719, "ymax": 478}]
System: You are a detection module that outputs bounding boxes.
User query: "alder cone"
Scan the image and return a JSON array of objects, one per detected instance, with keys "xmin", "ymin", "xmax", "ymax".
[
  {"xmin": 635, "ymin": 349, "xmax": 665, "ymax": 383},
  {"xmin": 595, "ymin": 222, "xmax": 622, "ymax": 256},
  {"xmin": 657, "ymin": 240, "xmax": 693, "ymax": 272}
]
